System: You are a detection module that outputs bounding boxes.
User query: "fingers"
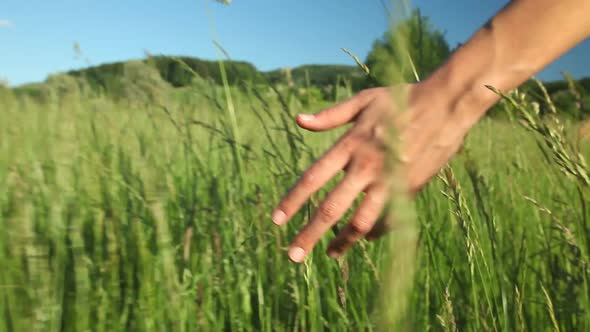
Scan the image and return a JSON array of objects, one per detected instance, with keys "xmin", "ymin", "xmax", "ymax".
[
  {"xmin": 296, "ymin": 89, "xmax": 377, "ymax": 132},
  {"xmin": 326, "ymin": 183, "xmax": 388, "ymax": 258},
  {"xmin": 287, "ymin": 169, "xmax": 373, "ymax": 263},
  {"xmin": 272, "ymin": 131, "xmax": 362, "ymax": 226}
]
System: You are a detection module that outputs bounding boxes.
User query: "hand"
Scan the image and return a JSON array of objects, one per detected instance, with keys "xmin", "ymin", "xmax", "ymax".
[{"xmin": 272, "ymin": 83, "xmax": 482, "ymax": 263}]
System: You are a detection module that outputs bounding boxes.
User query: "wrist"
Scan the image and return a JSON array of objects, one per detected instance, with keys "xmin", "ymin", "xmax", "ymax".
[
  {"xmin": 411, "ymin": 69, "xmax": 497, "ymax": 127},
  {"xmin": 428, "ymin": 55, "xmax": 499, "ymax": 112}
]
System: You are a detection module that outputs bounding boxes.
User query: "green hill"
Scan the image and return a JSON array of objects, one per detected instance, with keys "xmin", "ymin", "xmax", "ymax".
[
  {"xmin": 58, "ymin": 57, "xmax": 365, "ymax": 91},
  {"xmin": 11, "ymin": 56, "xmax": 367, "ymax": 102},
  {"xmin": 8, "ymin": 55, "xmax": 589, "ymax": 116},
  {"xmin": 265, "ymin": 64, "xmax": 366, "ymax": 90}
]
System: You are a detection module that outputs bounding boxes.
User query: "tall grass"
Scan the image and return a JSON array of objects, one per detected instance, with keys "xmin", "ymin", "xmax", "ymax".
[
  {"xmin": 3, "ymin": 0, "xmax": 590, "ymax": 326},
  {"xmin": 1, "ymin": 67, "xmax": 590, "ymax": 330}
]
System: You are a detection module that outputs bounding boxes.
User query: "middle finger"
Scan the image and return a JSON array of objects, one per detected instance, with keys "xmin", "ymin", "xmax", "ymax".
[{"xmin": 287, "ymin": 169, "xmax": 372, "ymax": 263}]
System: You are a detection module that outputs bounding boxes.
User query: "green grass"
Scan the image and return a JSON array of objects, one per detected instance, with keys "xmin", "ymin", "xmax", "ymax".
[{"xmin": 1, "ymin": 78, "xmax": 590, "ymax": 331}]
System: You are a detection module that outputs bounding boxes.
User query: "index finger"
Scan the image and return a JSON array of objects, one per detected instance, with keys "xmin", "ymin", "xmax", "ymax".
[{"xmin": 271, "ymin": 132, "xmax": 360, "ymax": 226}]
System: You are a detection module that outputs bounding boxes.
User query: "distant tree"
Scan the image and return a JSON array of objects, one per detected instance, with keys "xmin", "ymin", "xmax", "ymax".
[{"xmin": 365, "ymin": 9, "xmax": 451, "ymax": 85}]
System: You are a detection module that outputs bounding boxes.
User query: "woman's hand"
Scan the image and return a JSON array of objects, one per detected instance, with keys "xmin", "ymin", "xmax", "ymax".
[
  {"xmin": 272, "ymin": 82, "xmax": 484, "ymax": 263},
  {"xmin": 271, "ymin": 0, "xmax": 590, "ymax": 263}
]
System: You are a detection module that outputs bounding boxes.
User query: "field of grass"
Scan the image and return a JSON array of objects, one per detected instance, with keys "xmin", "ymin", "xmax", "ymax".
[{"xmin": 1, "ymin": 78, "xmax": 590, "ymax": 331}]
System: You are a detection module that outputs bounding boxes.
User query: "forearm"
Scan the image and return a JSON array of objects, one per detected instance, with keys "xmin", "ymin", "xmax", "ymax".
[{"xmin": 424, "ymin": 0, "xmax": 590, "ymax": 114}]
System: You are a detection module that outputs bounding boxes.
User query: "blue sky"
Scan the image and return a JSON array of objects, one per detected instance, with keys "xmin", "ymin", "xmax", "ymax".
[{"xmin": 1, "ymin": 0, "xmax": 588, "ymax": 86}]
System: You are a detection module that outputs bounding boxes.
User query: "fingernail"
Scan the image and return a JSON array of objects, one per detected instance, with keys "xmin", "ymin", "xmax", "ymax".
[
  {"xmin": 288, "ymin": 247, "xmax": 306, "ymax": 263},
  {"xmin": 298, "ymin": 113, "xmax": 315, "ymax": 121},
  {"xmin": 271, "ymin": 209, "xmax": 286, "ymax": 225}
]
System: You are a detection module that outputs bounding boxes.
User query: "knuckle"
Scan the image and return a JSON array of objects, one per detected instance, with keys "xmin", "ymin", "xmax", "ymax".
[
  {"xmin": 366, "ymin": 188, "xmax": 386, "ymax": 204},
  {"xmin": 353, "ymin": 154, "xmax": 382, "ymax": 177},
  {"xmin": 355, "ymin": 156, "xmax": 376, "ymax": 172},
  {"xmin": 371, "ymin": 126, "xmax": 392, "ymax": 148},
  {"xmin": 340, "ymin": 131, "xmax": 367, "ymax": 153},
  {"xmin": 318, "ymin": 200, "xmax": 340, "ymax": 221},
  {"xmin": 299, "ymin": 171, "xmax": 316, "ymax": 191},
  {"xmin": 339, "ymin": 134, "xmax": 358, "ymax": 153},
  {"xmin": 350, "ymin": 216, "xmax": 373, "ymax": 235}
]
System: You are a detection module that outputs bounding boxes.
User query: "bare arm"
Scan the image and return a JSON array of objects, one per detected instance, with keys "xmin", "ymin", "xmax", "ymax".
[
  {"xmin": 429, "ymin": 0, "xmax": 590, "ymax": 113},
  {"xmin": 272, "ymin": 0, "xmax": 590, "ymax": 263}
]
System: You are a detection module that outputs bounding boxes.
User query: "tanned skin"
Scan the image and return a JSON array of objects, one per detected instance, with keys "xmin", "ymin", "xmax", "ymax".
[{"xmin": 271, "ymin": 0, "xmax": 590, "ymax": 263}]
